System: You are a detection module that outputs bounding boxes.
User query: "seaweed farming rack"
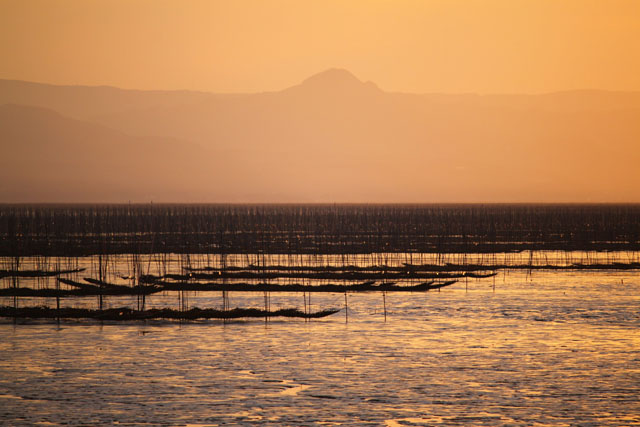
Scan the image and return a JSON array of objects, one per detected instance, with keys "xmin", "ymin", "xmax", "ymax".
[{"xmin": 1, "ymin": 204, "xmax": 639, "ymax": 322}]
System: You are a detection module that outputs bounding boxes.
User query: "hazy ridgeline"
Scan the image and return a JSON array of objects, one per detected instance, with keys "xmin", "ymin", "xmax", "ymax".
[{"xmin": 1, "ymin": 204, "xmax": 639, "ymax": 256}]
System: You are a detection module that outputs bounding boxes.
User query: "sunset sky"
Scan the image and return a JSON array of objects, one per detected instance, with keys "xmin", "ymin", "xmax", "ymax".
[
  {"xmin": 2, "ymin": 0, "xmax": 640, "ymax": 94},
  {"xmin": 1, "ymin": 1, "xmax": 640, "ymax": 203}
]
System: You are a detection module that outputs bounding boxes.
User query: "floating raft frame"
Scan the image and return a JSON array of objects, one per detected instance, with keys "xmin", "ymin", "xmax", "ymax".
[{"xmin": 6, "ymin": 259, "xmax": 637, "ymax": 322}]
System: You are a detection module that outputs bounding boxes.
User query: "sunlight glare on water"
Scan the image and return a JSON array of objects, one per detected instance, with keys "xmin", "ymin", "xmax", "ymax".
[{"xmin": 1, "ymin": 267, "xmax": 639, "ymax": 425}]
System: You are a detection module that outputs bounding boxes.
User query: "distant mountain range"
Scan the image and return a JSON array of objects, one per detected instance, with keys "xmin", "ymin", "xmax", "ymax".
[{"xmin": 2, "ymin": 69, "xmax": 639, "ymax": 202}]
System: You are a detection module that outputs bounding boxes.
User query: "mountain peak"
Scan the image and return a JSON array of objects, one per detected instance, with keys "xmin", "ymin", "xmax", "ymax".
[
  {"xmin": 302, "ymin": 68, "xmax": 361, "ymax": 85},
  {"xmin": 289, "ymin": 68, "xmax": 380, "ymax": 93}
]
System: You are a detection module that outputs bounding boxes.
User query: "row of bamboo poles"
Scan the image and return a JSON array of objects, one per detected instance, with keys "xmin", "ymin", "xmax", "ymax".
[
  {"xmin": 1, "ymin": 204, "xmax": 639, "ymax": 322},
  {"xmin": 2, "ymin": 204, "xmax": 639, "ymax": 256}
]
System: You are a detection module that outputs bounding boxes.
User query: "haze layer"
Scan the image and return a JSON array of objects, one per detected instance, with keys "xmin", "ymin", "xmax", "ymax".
[{"xmin": 1, "ymin": 71, "xmax": 639, "ymax": 202}]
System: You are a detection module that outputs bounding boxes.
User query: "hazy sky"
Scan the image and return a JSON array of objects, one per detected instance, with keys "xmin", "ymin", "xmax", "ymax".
[{"xmin": 2, "ymin": 0, "xmax": 640, "ymax": 94}]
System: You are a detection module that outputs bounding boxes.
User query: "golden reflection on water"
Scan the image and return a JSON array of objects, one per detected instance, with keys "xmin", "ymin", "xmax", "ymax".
[{"xmin": 0, "ymin": 263, "xmax": 639, "ymax": 425}]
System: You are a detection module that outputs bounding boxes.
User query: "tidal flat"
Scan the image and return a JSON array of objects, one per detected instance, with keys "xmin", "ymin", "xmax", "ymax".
[
  {"xmin": 1, "ymin": 269, "xmax": 639, "ymax": 426},
  {"xmin": 1, "ymin": 205, "xmax": 639, "ymax": 425}
]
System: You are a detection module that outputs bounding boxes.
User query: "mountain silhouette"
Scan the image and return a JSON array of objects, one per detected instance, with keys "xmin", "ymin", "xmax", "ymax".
[
  {"xmin": 285, "ymin": 68, "xmax": 381, "ymax": 95},
  {"xmin": 0, "ymin": 104, "xmax": 221, "ymax": 202},
  {"xmin": 1, "ymin": 71, "xmax": 640, "ymax": 202},
  {"xmin": 0, "ymin": 78, "xmax": 214, "ymax": 119}
]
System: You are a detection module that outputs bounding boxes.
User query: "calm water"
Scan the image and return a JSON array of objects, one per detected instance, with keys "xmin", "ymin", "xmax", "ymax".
[{"xmin": 1, "ymin": 269, "xmax": 639, "ymax": 426}]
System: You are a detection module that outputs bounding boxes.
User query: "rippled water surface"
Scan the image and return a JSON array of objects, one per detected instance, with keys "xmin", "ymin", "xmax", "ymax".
[{"xmin": 1, "ymin": 269, "xmax": 639, "ymax": 426}]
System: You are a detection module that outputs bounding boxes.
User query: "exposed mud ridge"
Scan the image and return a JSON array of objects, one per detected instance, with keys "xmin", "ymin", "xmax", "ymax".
[
  {"xmin": 0, "ymin": 306, "xmax": 340, "ymax": 321},
  {"xmin": 0, "ymin": 279, "xmax": 457, "ymax": 297}
]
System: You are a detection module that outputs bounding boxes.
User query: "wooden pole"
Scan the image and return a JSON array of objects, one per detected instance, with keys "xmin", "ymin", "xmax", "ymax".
[
  {"xmin": 303, "ymin": 291, "xmax": 307, "ymax": 322},
  {"xmin": 56, "ymin": 278, "xmax": 60, "ymax": 325},
  {"xmin": 344, "ymin": 292, "xmax": 348, "ymax": 323},
  {"xmin": 264, "ymin": 291, "xmax": 268, "ymax": 324},
  {"xmin": 382, "ymin": 291, "xmax": 387, "ymax": 322}
]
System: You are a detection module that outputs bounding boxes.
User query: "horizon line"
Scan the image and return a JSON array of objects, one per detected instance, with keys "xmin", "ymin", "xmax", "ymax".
[
  {"xmin": 2, "ymin": 73, "xmax": 640, "ymax": 97},
  {"xmin": 2, "ymin": 202, "xmax": 640, "ymax": 206}
]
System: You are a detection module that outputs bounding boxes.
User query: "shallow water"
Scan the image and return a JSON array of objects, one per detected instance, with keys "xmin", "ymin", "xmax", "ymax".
[{"xmin": 1, "ymin": 269, "xmax": 639, "ymax": 426}]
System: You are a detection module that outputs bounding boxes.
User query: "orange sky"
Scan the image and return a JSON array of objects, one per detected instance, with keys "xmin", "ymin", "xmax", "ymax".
[{"xmin": 1, "ymin": 0, "xmax": 640, "ymax": 94}]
